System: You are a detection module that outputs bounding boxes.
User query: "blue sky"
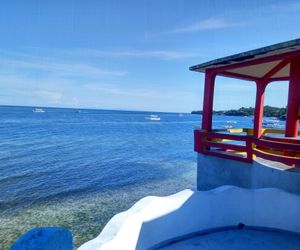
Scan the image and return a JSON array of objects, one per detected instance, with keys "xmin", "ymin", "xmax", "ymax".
[{"xmin": 0, "ymin": 0, "xmax": 300, "ymax": 112}]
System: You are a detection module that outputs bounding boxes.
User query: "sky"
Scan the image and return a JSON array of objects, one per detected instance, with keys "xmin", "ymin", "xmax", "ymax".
[{"xmin": 0, "ymin": 0, "xmax": 300, "ymax": 112}]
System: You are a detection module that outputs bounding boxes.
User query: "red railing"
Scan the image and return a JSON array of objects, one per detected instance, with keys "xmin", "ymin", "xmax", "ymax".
[
  {"xmin": 194, "ymin": 129, "xmax": 253, "ymax": 163},
  {"xmin": 194, "ymin": 128, "xmax": 300, "ymax": 166},
  {"xmin": 253, "ymin": 138, "xmax": 300, "ymax": 165}
]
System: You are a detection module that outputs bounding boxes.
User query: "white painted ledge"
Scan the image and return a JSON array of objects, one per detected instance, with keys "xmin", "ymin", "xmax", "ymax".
[{"xmin": 79, "ymin": 186, "xmax": 300, "ymax": 250}]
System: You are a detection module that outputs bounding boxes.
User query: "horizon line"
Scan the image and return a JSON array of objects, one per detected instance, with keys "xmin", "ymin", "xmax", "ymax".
[{"xmin": 0, "ymin": 104, "xmax": 189, "ymax": 114}]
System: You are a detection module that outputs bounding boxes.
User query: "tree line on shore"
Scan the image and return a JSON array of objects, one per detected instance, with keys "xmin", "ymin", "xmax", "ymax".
[{"xmin": 191, "ymin": 105, "xmax": 286, "ymax": 118}]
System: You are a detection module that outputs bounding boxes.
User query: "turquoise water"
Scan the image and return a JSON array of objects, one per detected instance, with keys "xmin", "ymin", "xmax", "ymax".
[{"xmin": 0, "ymin": 106, "xmax": 285, "ymax": 248}]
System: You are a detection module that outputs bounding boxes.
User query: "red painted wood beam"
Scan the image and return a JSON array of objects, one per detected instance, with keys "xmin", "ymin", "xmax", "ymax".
[
  {"xmin": 201, "ymin": 70, "xmax": 216, "ymax": 131},
  {"xmin": 218, "ymin": 71, "xmax": 259, "ymax": 82},
  {"xmin": 253, "ymin": 148, "xmax": 300, "ymax": 165},
  {"xmin": 200, "ymin": 131, "xmax": 250, "ymax": 141},
  {"xmin": 253, "ymin": 60, "xmax": 289, "ymax": 138},
  {"xmin": 268, "ymin": 77, "xmax": 289, "ymax": 82},
  {"xmin": 201, "ymin": 150, "xmax": 252, "ymax": 163},
  {"xmin": 210, "ymin": 50, "xmax": 300, "ymax": 75},
  {"xmin": 253, "ymin": 80, "xmax": 267, "ymax": 138},
  {"xmin": 262, "ymin": 135, "xmax": 300, "ymax": 144},
  {"xmin": 194, "ymin": 130, "xmax": 203, "ymax": 153},
  {"xmin": 253, "ymin": 137, "xmax": 300, "ymax": 151},
  {"xmin": 262, "ymin": 59, "xmax": 290, "ymax": 82},
  {"xmin": 201, "ymin": 141, "xmax": 247, "ymax": 152},
  {"xmin": 217, "ymin": 75, "xmax": 289, "ymax": 83},
  {"xmin": 285, "ymin": 58, "xmax": 300, "ymax": 137}
]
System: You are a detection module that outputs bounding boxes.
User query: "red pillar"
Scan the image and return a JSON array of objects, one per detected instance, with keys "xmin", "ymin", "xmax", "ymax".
[
  {"xmin": 201, "ymin": 71, "xmax": 216, "ymax": 131},
  {"xmin": 253, "ymin": 81, "xmax": 267, "ymax": 138},
  {"xmin": 285, "ymin": 58, "xmax": 300, "ymax": 137}
]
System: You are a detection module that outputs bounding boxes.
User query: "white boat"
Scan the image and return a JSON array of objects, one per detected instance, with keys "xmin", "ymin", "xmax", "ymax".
[
  {"xmin": 262, "ymin": 118, "xmax": 279, "ymax": 128},
  {"xmin": 226, "ymin": 120, "xmax": 237, "ymax": 124},
  {"xmin": 223, "ymin": 125, "xmax": 233, "ymax": 129},
  {"xmin": 145, "ymin": 115, "xmax": 161, "ymax": 121},
  {"xmin": 33, "ymin": 108, "xmax": 45, "ymax": 113}
]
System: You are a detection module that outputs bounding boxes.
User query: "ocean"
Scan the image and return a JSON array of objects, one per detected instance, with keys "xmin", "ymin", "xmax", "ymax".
[{"xmin": 0, "ymin": 105, "xmax": 285, "ymax": 248}]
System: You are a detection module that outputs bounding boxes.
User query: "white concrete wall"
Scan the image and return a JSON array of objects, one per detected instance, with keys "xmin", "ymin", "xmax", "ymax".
[
  {"xmin": 197, "ymin": 154, "xmax": 300, "ymax": 194},
  {"xmin": 79, "ymin": 186, "xmax": 300, "ymax": 250}
]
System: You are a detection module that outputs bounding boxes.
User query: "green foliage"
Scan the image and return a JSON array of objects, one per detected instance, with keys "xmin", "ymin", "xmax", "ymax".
[
  {"xmin": 192, "ymin": 106, "xmax": 286, "ymax": 118},
  {"xmin": 263, "ymin": 105, "xmax": 286, "ymax": 117},
  {"xmin": 224, "ymin": 107, "xmax": 254, "ymax": 116}
]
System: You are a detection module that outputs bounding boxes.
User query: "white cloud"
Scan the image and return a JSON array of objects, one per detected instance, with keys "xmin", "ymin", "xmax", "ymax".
[
  {"xmin": 31, "ymin": 90, "xmax": 63, "ymax": 104},
  {"xmin": 0, "ymin": 50, "xmax": 198, "ymax": 111},
  {"xmin": 0, "ymin": 71, "xmax": 198, "ymax": 112},
  {"xmin": 0, "ymin": 74, "xmax": 66, "ymax": 105},
  {"xmin": 170, "ymin": 18, "xmax": 234, "ymax": 34},
  {"xmin": 65, "ymin": 49, "xmax": 198, "ymax": 60},
  {"xmin": 0, "ymin": 56, "xmax": 126, "ymax": 79},
  {"xmin": 83, "ymin": 83, "xmax": 174, "ymax": 99}
]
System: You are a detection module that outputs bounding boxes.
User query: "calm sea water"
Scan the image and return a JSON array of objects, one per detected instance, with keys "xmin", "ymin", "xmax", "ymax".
[{"xmin": 0, "ymin": 106, "xmax": 285, "ymax": 248}]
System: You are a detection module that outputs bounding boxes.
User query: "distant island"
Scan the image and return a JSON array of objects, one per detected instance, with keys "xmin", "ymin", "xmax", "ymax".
[{"xmin": 191, "ymin": 105, "xmax": 286, "ymax": 118}]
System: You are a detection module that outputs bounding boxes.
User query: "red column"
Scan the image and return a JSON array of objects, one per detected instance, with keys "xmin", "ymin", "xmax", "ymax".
[
  {"xmin": 201, "ymin": 71, "xmax": 216, "ymax": 131},
  {"xmin": 253, "ymin": 81, "xmax": 267, "ymax": 138},
  {"xmin": 285, "ymin": 58, "xmax": 300, "ymax": 137}
]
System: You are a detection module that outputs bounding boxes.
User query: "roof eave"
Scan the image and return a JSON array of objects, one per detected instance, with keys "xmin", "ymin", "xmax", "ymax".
[{"xmin": 189, "ymin": 38, "xmax": 300, "ymax": 73}]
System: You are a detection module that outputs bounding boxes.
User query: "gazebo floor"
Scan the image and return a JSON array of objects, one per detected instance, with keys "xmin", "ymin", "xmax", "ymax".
[{"xmin": 158, "ymin": 228, "xmax": 300, "ymax": 250}]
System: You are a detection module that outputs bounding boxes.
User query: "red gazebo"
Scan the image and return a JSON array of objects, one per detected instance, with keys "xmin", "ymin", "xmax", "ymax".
[{"xmin": 191, "ymin": 39, "xmax": 300, "ymax": 166}]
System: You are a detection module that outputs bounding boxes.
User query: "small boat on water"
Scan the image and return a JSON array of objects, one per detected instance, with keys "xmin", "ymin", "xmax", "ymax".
[
  {"xmin": 33, "ymin": 108, "xmax": 45, "ymax": 113},
  {"xmin": 145, "ymin": 114, "xmax": 161, "ymax": 121},
  {"xmin": 280, "ymin": 114, "xmax": 286, "ymax": 120},
  {"xmin": 226, "ymin": 120, "xmax": 237, "ymax": 124},
  {"xmin": 262, "ymin": 118, "xmax": 280, "ymax": 128},
  {"xmin": 223, "ymin": 125, "xmax": 233, "ymax": 129},
  {"xmin": 251, "ymin": 117, "xmax": 280, "ymax": 128}
]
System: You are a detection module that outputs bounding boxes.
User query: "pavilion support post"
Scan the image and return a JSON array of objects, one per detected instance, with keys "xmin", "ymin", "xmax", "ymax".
[
  {"xmin": 254, "ymin": 81, "xmax": 267, "ymax": 138},
  {"xmin": 202, "ymin": 71, "xmax": 216, "ymax": 131},
  {"xmin": 285, "ymin": 58, "xmax": 300, "ymax": 137}
]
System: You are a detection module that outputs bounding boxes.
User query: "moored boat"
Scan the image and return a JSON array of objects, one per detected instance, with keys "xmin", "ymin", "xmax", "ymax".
[
  {"xmin": 145, "ymin": 114, "xmax": 161, "ymax": 121},
  {"xmin": 33, "ymin": 108, "xmax": 45, "ymax": 113}
]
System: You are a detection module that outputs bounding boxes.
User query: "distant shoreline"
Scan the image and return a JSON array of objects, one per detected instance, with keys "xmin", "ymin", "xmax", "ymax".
[{"xmin": 192, "ymin": 105, "xmax": 286, "ymax": 119}]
